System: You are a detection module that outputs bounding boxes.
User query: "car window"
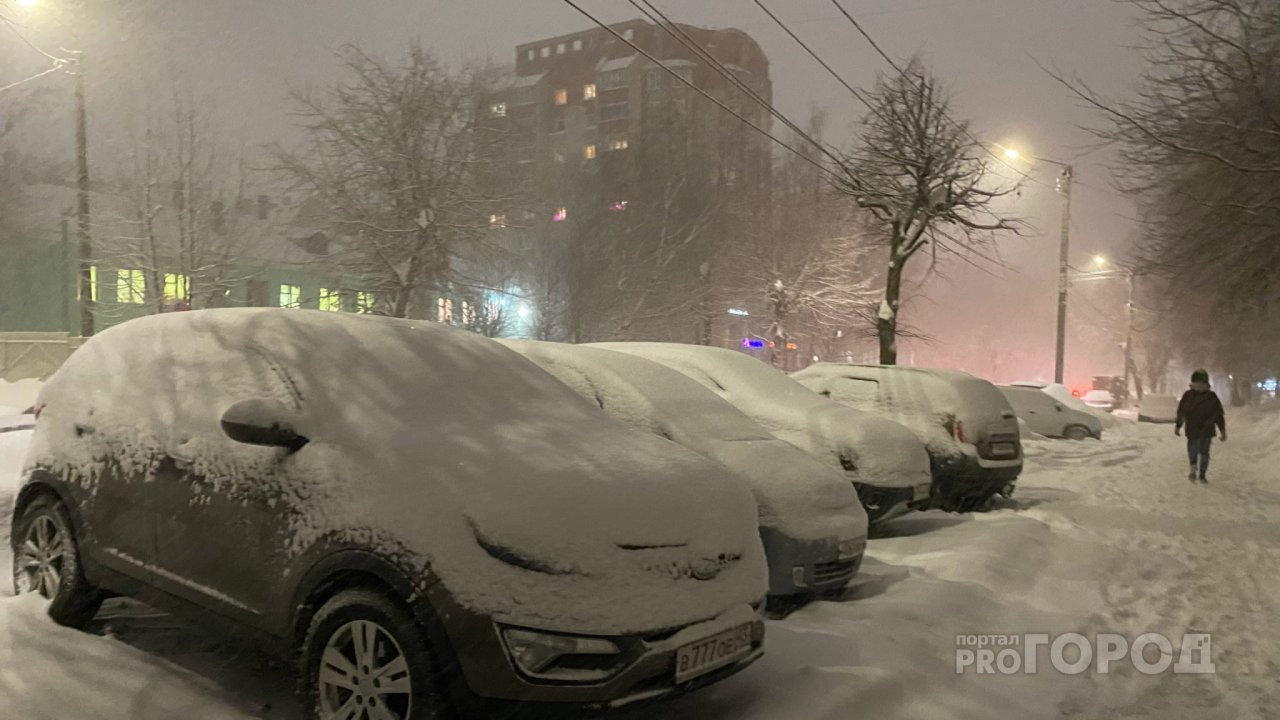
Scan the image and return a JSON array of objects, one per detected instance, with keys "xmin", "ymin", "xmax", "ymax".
[{"xmin": 832, "ymin": 376, "xmax": 881, "ymax": 406}]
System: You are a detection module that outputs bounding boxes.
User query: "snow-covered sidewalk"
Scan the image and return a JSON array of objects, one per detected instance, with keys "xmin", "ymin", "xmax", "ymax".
[{"xmin": 1, "ymin": 404, "xmax": 1278, "ymax": 719}]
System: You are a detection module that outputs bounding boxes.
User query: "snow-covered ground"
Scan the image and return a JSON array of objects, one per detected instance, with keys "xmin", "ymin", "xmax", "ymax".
[{"xmin": 2, "ymin": 399, "xmax": 1278, "ymax": 719}]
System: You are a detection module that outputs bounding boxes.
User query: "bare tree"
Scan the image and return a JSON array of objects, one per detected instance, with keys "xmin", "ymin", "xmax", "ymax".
[
  {"xmin": 838, "ymin": 60, "xmax": 1020, "ymax": 364},
  {"xmin": 276, "ymin": 43, "xmax": 503, "ymax": 319}
]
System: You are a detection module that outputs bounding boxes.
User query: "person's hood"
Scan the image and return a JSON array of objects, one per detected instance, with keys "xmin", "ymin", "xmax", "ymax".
[{"xmin": 1190, "ymin": 381, "xmax": 1211, "ymax": 392}]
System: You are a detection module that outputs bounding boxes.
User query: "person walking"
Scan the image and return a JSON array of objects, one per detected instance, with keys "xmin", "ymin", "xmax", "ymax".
[{"xmin": 1174, "ymin": 369, "xmax": 1226, "ymax": 484}]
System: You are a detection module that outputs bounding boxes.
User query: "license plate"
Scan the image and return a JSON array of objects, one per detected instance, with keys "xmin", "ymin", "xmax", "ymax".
[
  {"xmin": 675, "ymin": 624, "xmax": 752, "ymax": 683},
  {"xmin": 991, "ymin": 442, "xmax": 1017, "ymax": 457}
]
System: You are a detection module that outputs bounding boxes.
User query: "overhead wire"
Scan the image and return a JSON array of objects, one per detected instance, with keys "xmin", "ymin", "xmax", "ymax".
[{"xmin": 558, "ymin": 0, "xmax": 846, "ymax": 185}]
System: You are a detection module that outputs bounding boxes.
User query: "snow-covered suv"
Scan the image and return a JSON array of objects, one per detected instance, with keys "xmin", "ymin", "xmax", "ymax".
[
  {"xmin": 592, "ymin": 343, "xmax": 933, "ymax": 524},
  {"xmin": 501, "ymin": 339, "xmax": 869, "ymax": 599},
  {"xmin": 10, "ymin": 309, "xmax": 767, "ymax": 717}
]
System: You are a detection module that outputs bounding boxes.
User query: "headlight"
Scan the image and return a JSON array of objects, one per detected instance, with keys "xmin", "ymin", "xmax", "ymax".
[
  {"xmin": 838, "ymin": 538, "xmax": 866, "ymax": 559},
  {"xmin": 502, "ymin": 627, "xmax": 622, "ymax": 681}
]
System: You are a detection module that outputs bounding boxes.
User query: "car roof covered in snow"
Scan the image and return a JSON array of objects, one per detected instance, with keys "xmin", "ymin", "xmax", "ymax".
[{"xmin": 589, "ymin": 342, "xmax": 931, "ymax": 490}]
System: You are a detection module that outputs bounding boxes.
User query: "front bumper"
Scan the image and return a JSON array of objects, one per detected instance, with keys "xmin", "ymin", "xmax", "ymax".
[
  {"xmin": 855, "ymin": 480, "xmax": 932, "ymax": 524},
  {"xmin": 759, "ymin": 527, "xmax": 865, "ymax": 596},
  {"xmin": 439, "ymin": 600, "xmax": 765, "ymax": 708}
]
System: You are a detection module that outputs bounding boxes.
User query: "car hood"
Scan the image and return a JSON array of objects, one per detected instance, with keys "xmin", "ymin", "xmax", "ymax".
[
  {"xmin": 803, "ymin": 402, "xmax": 933, "ymax": 489},
  {"xmin": 699, "ymin": 437, "xmax": 868, "ymax": 543}
]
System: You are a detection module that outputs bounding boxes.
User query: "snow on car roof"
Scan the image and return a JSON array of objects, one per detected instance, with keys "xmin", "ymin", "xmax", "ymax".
[
  {"xmin": 500, "ymin": 340, "xmax": 866, "ymax": 541},
  {"xmin": 29, "ymin": 310, "xmax": 766, "ymax": 634},
  {"xmin": 590, "ymin": 343, "xmax": 931, "ymax": 490}
]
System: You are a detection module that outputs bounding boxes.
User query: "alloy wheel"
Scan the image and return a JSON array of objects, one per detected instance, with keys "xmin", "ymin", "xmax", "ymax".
[
  {"xmin": 317, "ymin": 619, "xmax": 413, "ymax": 720},
  {"xmin": 15, "ymin": 515, "xmax": 66, "ymax": 598}
]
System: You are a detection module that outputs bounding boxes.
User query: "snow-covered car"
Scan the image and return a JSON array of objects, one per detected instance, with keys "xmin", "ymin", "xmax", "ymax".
[
  {"xmin": 1136, "ymin": 393, "xmax": 1179, "ymax": 423},
  {"xmin": 501, "ymin": 339, "xmax": 869, "ymax": 598},
  {"xmin": 10, "ymin": 309, "xmax": 768, "ymax": 717},
  {"xmin": 999, "ymin": 386, "xmax": 1102, "ymax": 440},
  {"xmin": 590, "ymin": 342, "xmax": 933, "ymax": 524},
  {"xmin": 1082, "ymin": 389, "xmax": 1117, "ymax": 412},
  {"xmin": 792, "ymin": 364, "xmax": 1023, "ymax": 511}
]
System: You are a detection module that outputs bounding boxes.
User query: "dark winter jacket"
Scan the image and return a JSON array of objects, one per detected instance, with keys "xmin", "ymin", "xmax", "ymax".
[{"xmin": 1176, "ymin": 384, "xmax": 1226, "ymax": 440}]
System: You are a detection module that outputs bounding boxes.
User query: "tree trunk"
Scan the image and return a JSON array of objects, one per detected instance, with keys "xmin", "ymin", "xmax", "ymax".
[{"xmin": 878, "ymin": 251, "xmax": 903, "ymax": 365}]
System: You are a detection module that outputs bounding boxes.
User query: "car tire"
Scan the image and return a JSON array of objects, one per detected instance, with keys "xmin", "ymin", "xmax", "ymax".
[
  {"xmin": 10, "ymin": 494, "xmax": 103, "ymax": 628},
  {"xmin": 301, "ymin": 587, "xmax": 450, "ymax": 720},
  {"xmin": 1064, "ymin": 425, "xmax": 1091, "ymax": 441}
]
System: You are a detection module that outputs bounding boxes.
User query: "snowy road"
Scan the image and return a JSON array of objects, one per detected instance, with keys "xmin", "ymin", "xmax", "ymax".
[{"xmin": 2, "ymin": 406, "xmax": 1278, "ymax": 720}]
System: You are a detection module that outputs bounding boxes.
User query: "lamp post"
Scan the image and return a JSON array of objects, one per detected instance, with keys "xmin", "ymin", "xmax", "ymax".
[
  {"xmin": 1076, "ymin": 256, "xmax": 1138, "ymax": 405},
  {"xmin": 1000, "ymin": 146, "xmax": 1074, "ymax": 384}
]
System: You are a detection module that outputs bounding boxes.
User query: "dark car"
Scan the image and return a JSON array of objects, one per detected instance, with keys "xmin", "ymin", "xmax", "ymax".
[{"xmin": 10, "ymin": 309, "xmax": 767, "ymax": 718}]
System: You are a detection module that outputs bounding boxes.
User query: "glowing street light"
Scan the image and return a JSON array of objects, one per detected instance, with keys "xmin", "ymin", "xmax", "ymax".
[
  {"xmin": 1002, "ymin": 147, "xmax": 1021, "ymax": 162},
  {"xmin": 16, "ymin": 0, "xmax": 41, "ymax": 8},
  {"xmin": 1092, "ymin": 254, "xmax": 1109, "ymax": 269}
]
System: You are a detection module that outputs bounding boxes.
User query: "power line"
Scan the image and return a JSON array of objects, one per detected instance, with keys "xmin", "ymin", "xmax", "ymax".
[
  {"xmin": 750, "ymin": 0, "xmax": 876, "ymax": 115},
  {"xmin": 630, "ymin": 0, "xmax": 849, "ymax": 174},
  {"xmin": 557, "ymin": 0, "xmax": 844, "ymax": 183},
  {"xmin": 828, "ymin": 0, "xmax": 904, "ymax": 75}
]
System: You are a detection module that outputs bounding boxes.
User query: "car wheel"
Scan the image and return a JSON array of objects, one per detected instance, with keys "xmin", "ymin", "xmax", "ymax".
[
  {"xmin": 301, "ymin": 587, "xmax": 448, "ymax": 720},
  {"xmin": 11, "ymin": 494, "xmax": 103, "ymax": 628},
  {"xmin": 1064, "ymin": 425, "xmax": 1091, "ymax": 441}
]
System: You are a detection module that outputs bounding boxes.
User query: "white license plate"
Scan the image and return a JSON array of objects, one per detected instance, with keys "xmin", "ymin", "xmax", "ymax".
[
  {"xmin": 991, "ymin": 442, "xmax": 1017, "ymax": 457},
  {"xmin": 675, "ymin": 624, "xmax": 752, "ymax": 683}
]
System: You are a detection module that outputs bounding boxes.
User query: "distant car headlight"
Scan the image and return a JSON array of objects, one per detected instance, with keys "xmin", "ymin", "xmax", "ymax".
[{"xmin": 501, "ymin": 627, "xmax": 623, "ymax": 681}]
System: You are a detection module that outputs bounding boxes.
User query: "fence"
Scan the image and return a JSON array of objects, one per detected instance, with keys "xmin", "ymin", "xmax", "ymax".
[{"xmin": 0, "ymin": 332, "xmax": 84, "ymax": 382}]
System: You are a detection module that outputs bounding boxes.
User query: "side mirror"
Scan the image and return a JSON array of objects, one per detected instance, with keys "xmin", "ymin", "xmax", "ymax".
[{"xmin": 220, "ymin": 398, "xmax": 309, "ymax": 453}]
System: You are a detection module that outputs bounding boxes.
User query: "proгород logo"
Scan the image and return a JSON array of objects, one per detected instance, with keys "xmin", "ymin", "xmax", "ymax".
[{"xmin": 955, "ymin": 633, "xmax": 1214, "ymax": 675}]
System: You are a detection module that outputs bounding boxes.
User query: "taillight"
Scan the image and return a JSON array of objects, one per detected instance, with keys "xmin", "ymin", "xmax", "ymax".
[{"xmin": 954, "ymin": 420, "xmax": 967, "ymax": 443}]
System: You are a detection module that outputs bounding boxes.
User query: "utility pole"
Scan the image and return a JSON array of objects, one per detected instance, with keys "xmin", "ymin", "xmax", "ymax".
[
  {"xmin": 73, "ymin": 51, "xmax": 94, "ymax": 337},
  {"xmin": 1053, "ymin": 164, "xmax": 1073, "ymax": 384},
  {"xmin": 1121, "ymin": 270, "xmax": 1136, "ymax": 404}
]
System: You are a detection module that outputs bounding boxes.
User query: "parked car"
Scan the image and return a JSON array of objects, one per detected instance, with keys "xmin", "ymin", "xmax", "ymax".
[
  {"xmin": 1082, "ymin": 389, "xmax": 1117, "ymax": 412},
  {"xmin": 501, "ymin": 339, "xmax": 869, "ymax": 599},
  {"xmin": 11, "ymin": 309, "xmax": 768, "ymax": 717},
  {"xmin": 591, "ymin": 343, "xmax": 933, "ymax": 524},
  {"xmin": 792, "ymin": 364, "xmax": 1023, "ymax": 511},
  {"xmin": 998, "ymin": 386, "xmax": 1102, "ymax": 440},
  {"xmin": 1136, "ymin": 393, "xmax": 1179, "ymax": 423}
]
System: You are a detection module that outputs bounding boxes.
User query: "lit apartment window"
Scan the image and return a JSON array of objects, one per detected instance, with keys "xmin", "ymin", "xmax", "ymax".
[
  {"xmin": 554, "ymin": 88, "xmax": 568, "ymax": 105},
  {"xmin": 607, "ymin": 135, "xmax": 630, "ymax": 151},
  {"xmin": 489, "ymin": 213, "xmax": 507, "ymax": 228},
  {"xmin": 116, "ymin": 268, "xmax": 145, "ymax": 304},
  {"xmin": 461, "ymin": 300, "xmax": 476, "ymax": 325},
  {"xmin": 526, "ymin": 49, "xmax": 535, "ymax": 61},
  {"xmin": 541, "ymin": 46, "xmax": 550, "ymax": 58},
  {"xmin": 437, "ymin": 297, "xmax": 454, "ymax": 323},
  {"xmin": 163, "ymin": 272, "xmax": 189, "ymax": 301},
  {"xmin": 356, "ymin": 291, "xmax": 375, "ymax": 314},
  {"xmin": 556, "ymin": 42, "xmax": 566, "ymax": 54},
  {"xmin": 279, "ymin": 283, "xmax": 301, "ymax": 309},
  {"xmin": 573, "ymin": 39, "xmax": 583, "ymax": 51},
  {"xmin": 552, "ymin": 206, "xmax": 567, "ymax": 222},
  {"xmin": 489, "ymin": 102, "xmax": 507, "ymax": 117},
  {"xmin": 583, "ymin": 83, "xmax": 597, "ymax": 100},
  {"xmin": 319, "ymin": 288, "xmax": 342, "ymax": 312},
  {"xmin": 584, "ymin": 144, "xmax": 597, "ymax": 159},
  {"xmin": 610, "ymin": 200, "xmax": 629, "ymax": 212}
]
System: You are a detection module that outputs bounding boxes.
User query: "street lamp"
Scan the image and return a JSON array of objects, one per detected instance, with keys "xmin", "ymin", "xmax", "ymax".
[{"xmin": 1000, "ymin": 143, "xmax": 1075, "ymax": 384}]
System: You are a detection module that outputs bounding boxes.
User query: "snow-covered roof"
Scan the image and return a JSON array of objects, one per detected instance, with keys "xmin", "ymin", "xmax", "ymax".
[
  {"xmin": 507, "ymin": 71, "xmax": 545, "ymax": 89},
  {"xmin": 28, "ymin": 310, "xmax": 767, "ymax": 633},
  {"xmin": 501, "ymin": 340, "xmax": 867, "ymax": 542},
  {"xmin": 590, "ymin": 343, "xmax": 931, "ymax": 491},
  {"xmin": 596, "ymin": 54, "xmax": 637, "ymax": 72}
]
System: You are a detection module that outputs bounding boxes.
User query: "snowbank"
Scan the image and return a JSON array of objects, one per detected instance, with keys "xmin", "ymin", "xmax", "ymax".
[
  {"xmin": 0, "ymin": 378, "xmax": 42, "ymax": 411},
  {"xmin": 591, "ymin": 343, "xmax": 932, "ymax": 492}
]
